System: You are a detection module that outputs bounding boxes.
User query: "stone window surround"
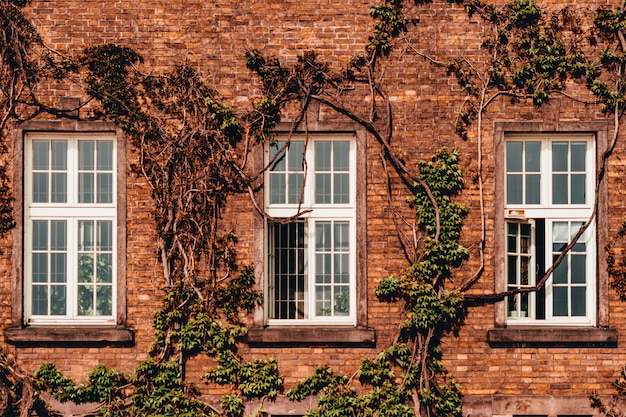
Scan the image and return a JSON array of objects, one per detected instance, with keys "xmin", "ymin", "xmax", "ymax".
[
  {"xmin": 489, "ymin": 120, "xmax": 616, "ymax": 347},
  {"xmin": 5, "ymin": 120, "xmax": 133, "ymax": 346},
  {"xmin": 248, "ymin": 117, "xmax": 375, "ymax": 347}
]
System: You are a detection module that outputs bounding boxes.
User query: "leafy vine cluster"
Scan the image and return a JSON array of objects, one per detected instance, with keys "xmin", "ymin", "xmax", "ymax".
[{"xmin": 2, "ymin": 0, "xmax": 626, "ymax": 416}]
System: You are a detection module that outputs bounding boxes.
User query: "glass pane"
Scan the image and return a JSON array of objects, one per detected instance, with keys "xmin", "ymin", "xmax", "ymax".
[
  {"xmin": 96, "ymin": 286, "xmax": 113, "ymax": 315},
  {"xmin": 50, "ymin": 253, "xmax": 66, "ymax": 283},
  {"xmin": 506, "ymin": 175, "xmax": 522, "ymax": 204},
  {"xmin": 269, "ymin": 142, "xmax": 286, "ymax": 171},
  {"xmin": 571, "ymin": 142, "xmax": 586, "ymax": 172},
  {"xmin": 334, "ymin": 222, "xmax": 349, "ymax": 251},
  {"xmin": 269, "ymin": 173, "xmax": 285, "ymax": 204},
  {"xmin": 334, "ymin": 142, "xmax": 350, "ymax": 171},
  {"xmin": 571, "ymin": 254, "xmax": 586, "ymax": 284},
  {"xmin": 97, "ymin": 173, "xmax": 113, "ymax": 203},
  {"xmin": 334, "ymin": 285, "xmax": 349, "ymax": 315},
  {"xmin": 79, "ymin": 173, "xmax": 94, "ymax": 203},
  {"xmin": 525, "ymin": 141, "xmax": 541, "ymax": 172},
  {"xmin": 507, "ymin": 255, "xmax": 517, "ymax": 285},
  {"xmin": 97, "ymin": 254, "xmax": 113, "ymax": 283},
  {"xmin": 51, "ymin": 140, "xmax": 67, "ymax": 170},
  {"xmin": 520, "ymin": 223, "xmax": 531, "ymax": 253},
  {"xmin": 315, "ymin": 285, "xmax": 331, "ymax": 316},
  {"xmin": 526, "ymin": 174, "xmax": 540, "ymax": 204},
  {"xmin": 507, "ymin": 223, "xmax": 517, "ymax": 252},
  {"xmin": 79, "ymin": 141, "xmax": 94, "ymax": 170},
  {"xmin": 50, "ymin": 286, "xmax": 66, "ymax": 315},
  {"xmin": 316, "ymin": 254, "xmax": 331, "ymax": 283},
  {"xmin": 571, "ymin": 287, "xmax": 586, "ymax": 316},
  {"xmin": 552, "ymin": 142, "xmax": 568, "ymax": 172},
  {"xmin": 334, "ymin": 173, "xmax": 349, "ymax": 204},
  {"xmin": 32, "ymin": 140, "xmax": 49, "ymax": 170},
  {"xmin": 316, "ymin": 221, "xmax": 331, "ymax": 250},
  {"xmin": 520, "ymin": 256, "xmax": 530, "ymax": 285},
  {"xmin": 288, "ymin": 141, "xmax": 304, "ymax": 171},
  {"xmin": 553, "ymin": 256, "xmax": 568, "ymax": 284},
  {"xmin": 315, "ymin": 173, "xmax": 331, "ymax": 204},
  {"xmin": 315, "ymin": 141, "xmax": 331, "ymax": 171},
  {"xmin": 77, "ymin": 285, "xmax": 94, "ymax": 316},
  {"xmin": 32, "ymin": 286, "xmax": 47, "ymax": 315},
  {"xmin": 552, "ymin": 174, "xmax": 568, "ymax": 204},
  {"xmin": 97, "ymin": 141, "xmax": 113, "ymax": 170},
  {"xmin": 78, "ymin": 221, "xmax": 94, "ymax": 251},
  {"xmin": 553, "ymin": 287, "xmax": 568, "ymax": 316},
  {"xmin": 287, "ymin": 173, "xmax": 303, "ymax": 204},
  {"xmin": 32, "ymin": 220, "xmax": 48, "ymax": 251},
  {"xmin": 506, "ymin": 142, "xmax": 523, "ymax": 172},
  {"xmin": 571, "ymin": 174, "xmax": 586, "ymax": 204},
  {"xmin": 98, "ymin": 221, "xmax": 113, "ymax": 251},
  {"xmin": 32, "ymin": 172, "xmax": 49, "ymax": 202},
  {"xmin": 51, "ymin": 173, "xmax": 67, "ymax": 203},
  {"xmin": 507, "ymin": 294, "xmax": 517, "ymax": 315},
  {"xmin": 552, "ymin": 222, "xmax": 569, "ymax": 244},
  {"xmin": 51, "ymin": 220, "xmax": 66, "ymax": 251},
  {"xmin": 334, "ymin": 254, "xmax": 349, "ymax": 283},
  {"xmin": 32, "ymin": 253, "xmax": 48, "ymax": 283},
  {"xmin": 78, "ymin": 254, "xmax": 94, "ymax": 283}
]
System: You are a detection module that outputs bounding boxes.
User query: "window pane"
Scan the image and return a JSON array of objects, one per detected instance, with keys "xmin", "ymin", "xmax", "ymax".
[
  {"xmin": 78, "ymin": 221, "xmax": 94, "ymax": 251},
  {"xmin": 315, "ymin": 141, "xmax": 331, "ymax": 171},
  {"xmin": 97, "ymin": 173, "xmax": 113, "ymax": 203},
  {"xmin": 50, "ymin": 220, "xmax": 66, "ymax": 251},
  {"xmin": 334, "ymin": 254, "xmax": 349, "ymax": 283},
  {"xmin": 79, "ymin": 173, "xmax": 94, "ymax": 203},
  {"xmin": 506, "ymin": 175, "xmax": 522, "ymax": 204},
  {"xmin": 50, "ymin": 253, "xmax": 66, "ymax": 283},
  {"xmin": 553, "ymin": 256, "xmax": 568, "ymax": 284},
  {"xmin": 334, "ymin": 222, "xmax": 349, "ymax": 251},
  {"xmin": 315, "ymin": 285, "xmax": 332, "ymax": 316},
  {"xmin": 525, "ymin": 141, "xmax": 541, "ymax": 172},
  {"xmin": 288, "ymin": 142, "xmax": 304, "ymax": 171},
  {"xmin": 51, "ymin": 173, "xmax": 67, "ymax": 203},
  {"xmin": 526, "ymin": 174, "xmax": 540, "ymax": 204},
  {"xmin": 50, "ymin": 286, "xmax": 66, "ymax": 315},
  {"xmin": 333, "ymin": 142, "xmax": 349, "ymax": 171},
  {"xmin": 552, "ymin": 142, "xmax": 568, "ymax": 171},
  {"xmin": 571, "ymin": 174, "xmax": 586, "ymax": 204},
  {"xmin": 97, "ymin": 254, "xmax": 113, "ymax": 283},
  {"xmin": 571, "ymin": 142, "xmax": 586, "ymax": 172},
  {"xmin": 79, "ymin": 141, "xmax": 94, "ymax": 170},
  {"xmin": 553, "ymin": 287, "xmax": 568, "ymax": 316},
  {"xmin": 334, "ymin": 285, "xmax": 350, "ymax": 316},
  {"xmin": 269, "ymin": 142, "xmax": 286, "ymax": 171},
  {"xmin": 269, "ymin": 221, "xmax": 305, "ymax": 320},
  {"xmin": 287, "ymin": 173, "xmax": 303, "ymax": 204},
  {"xmin": 571, "ymin": 287, "xmax": 586, "ymax": 316},
  {"xmin": 51, "ymin": 140, "xmax": 67, "ymax": 170},
  {"xmin": 32, "ymin": 140, "xmax": 49, "ymax": 170},
  {"xmin": 507, "ymin": 255, "xmax": 517, "ymax": 285},
  {"xmin": 552, "ymin": 174, "xmax": 568, "ymax": 204},
  {"xmin": 269, "ymin": 173, "xmax": 286, "ymax": 204},
  {"xmin": 506, "ymin": 142, "xmax": 523, "ymax": 172},
  {"xmin": 32, "ymin": 286, "xmax": 48, "ymax": 315},
  {"xmin": 98, "ymin": 221, "xmax": 113, "ymax": 251},
  {"xmin": 32, "ymin": 220, "xmax": 48, "ymax": 251},
  {"xmin": 571, "ymin": 254, "xmax": 586, "ymax": 284},
  {"xmin": 32, "ymin": 172, "xmax": 49, "ymax": 202},
  {"xmin": 316, "ymin": 254, "xmax": 331, "ymax": 283},
  {"xmin": 77, "ymin": 285, "xmax": 94, "ymax": 316},
  {"xmin": 78, "ymin": 254, "xmax": 94, "ymax": 283},
  {"xmin": 32, "ymin": 253, "xmax": 48, "ymax": 283},
  {"xmin": 97, "ymin": 141, "xmax": 113, "ymax": 170},
  {"xmin": 316, "ymin": 222, "xmax": 331, "ymax": 250},
  {"xmin": 96, "ymin": 286, "xmax": 113, "ymax": 315},
  {"xmin": 334, "ymin": 173, "xmax": 349, "ymax": 204},
  {"xmin": 315, "ymin": 173, "xmax": 331, "ymax": 204}
]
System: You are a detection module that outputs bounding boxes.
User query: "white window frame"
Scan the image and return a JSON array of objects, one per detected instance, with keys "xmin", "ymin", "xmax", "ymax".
[
  {"xmin": 24, "ymin": 133, "xmax": 117, "ymax": 325},
  {"xmin": 504, "ymin": 134, "xmax": 596, "ymax": 326},
  {"xmin": 265, "ymin": 135, "xmax": 357, "ymax": 325}
]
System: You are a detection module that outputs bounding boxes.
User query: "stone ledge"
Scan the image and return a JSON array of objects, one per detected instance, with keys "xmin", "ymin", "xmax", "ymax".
[
  {"xmin": 487, "ymin": 326, "xmax": 617, "ymax": 347},
  {"xmin": 4, "ymin": 326, "xmax": 135, "ymax": 346},
  {"xmin": 247, "ymin": 326, "xmax": 376, "ymax": 347}
]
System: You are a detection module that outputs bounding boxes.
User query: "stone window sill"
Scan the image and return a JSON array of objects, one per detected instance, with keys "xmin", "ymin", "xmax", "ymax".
[
  {"xmin": 4, "ymin": 326, "xmax": 134, "ymax": 346},
  {"xmin": 247, "ymin": 326, "xmax": 375, "ymax": 347},
  {"xmin": 487, "ymin": 326, "xmax": 617, "ymax": 347}
]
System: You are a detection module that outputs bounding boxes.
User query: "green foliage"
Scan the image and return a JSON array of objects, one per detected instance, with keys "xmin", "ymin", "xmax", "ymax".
[{"xmin": 368, "ymin": 1, "xmax": 415, "ymax": 56}]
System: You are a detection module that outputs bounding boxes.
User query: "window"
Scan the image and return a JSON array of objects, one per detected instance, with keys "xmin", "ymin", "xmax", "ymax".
[
  {"xmin": 504, "ymin": 135, "xmax": 595, "ymax": 325},
  {"xmin": 24, "ymin": 133, "xmax": 116, "ymax": 325},
  {"xmin": 265, "ymin": 136, "xmax": 355, "ymax": 324}
]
